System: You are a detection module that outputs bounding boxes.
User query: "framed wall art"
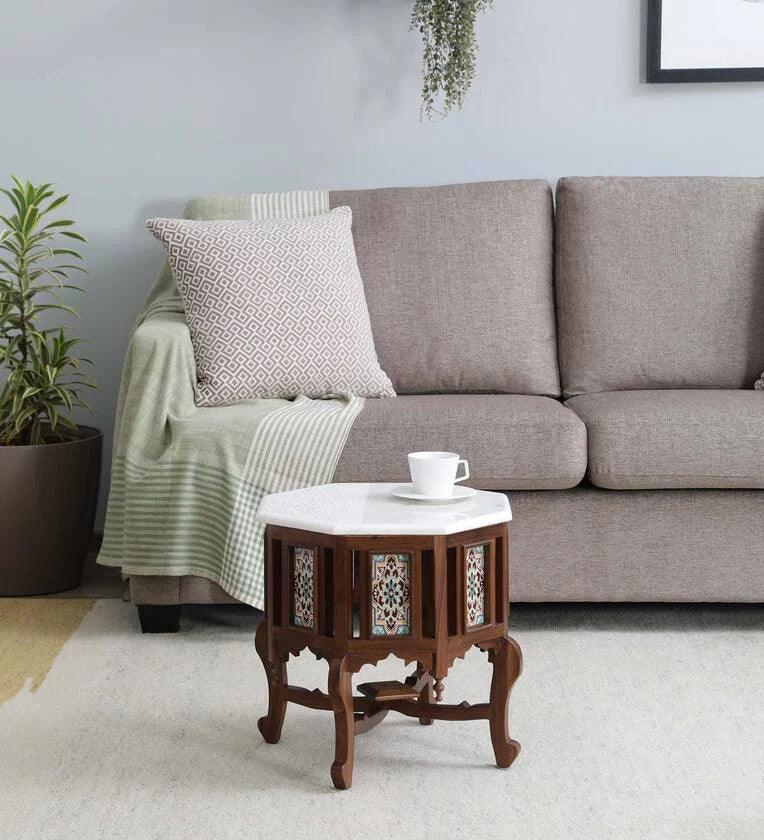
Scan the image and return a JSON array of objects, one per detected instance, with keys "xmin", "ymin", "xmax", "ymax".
[{"xmin": 648, "ymin": 0, "xmax": 764, "ymax": 82}]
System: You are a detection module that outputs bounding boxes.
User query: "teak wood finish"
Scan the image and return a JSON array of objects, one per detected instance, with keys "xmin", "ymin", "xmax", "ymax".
[{"xmin": 256, "ymin": 522, "xmax": 522, "ymax": 789}]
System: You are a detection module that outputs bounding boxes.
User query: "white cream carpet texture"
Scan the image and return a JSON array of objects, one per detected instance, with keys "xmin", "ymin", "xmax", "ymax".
[{"xmin": 1, "ymin": 600, "xmax": 762, "ymax": 840}]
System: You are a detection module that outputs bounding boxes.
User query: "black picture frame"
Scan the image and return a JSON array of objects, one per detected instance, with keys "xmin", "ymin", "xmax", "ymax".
[{"xmin": 647, "ymin": 0, "xmax": 764, "ymax": 83}]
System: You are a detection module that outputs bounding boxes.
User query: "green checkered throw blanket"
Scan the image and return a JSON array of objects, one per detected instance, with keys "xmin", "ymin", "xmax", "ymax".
[{"xmin": 97, "ymin": 191, "xmax": 364, "ymax": 608}]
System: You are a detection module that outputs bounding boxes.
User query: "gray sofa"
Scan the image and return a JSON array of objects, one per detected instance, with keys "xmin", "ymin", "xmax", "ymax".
[{"xmin": 130, "ymin": 177, "xmax": 764, "ymax": 624}]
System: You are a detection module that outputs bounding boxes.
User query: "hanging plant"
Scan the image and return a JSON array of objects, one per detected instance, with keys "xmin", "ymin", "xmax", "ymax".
[{"xmin": 411, "ymin": 0, "xmax": 494, "ymax": 119}]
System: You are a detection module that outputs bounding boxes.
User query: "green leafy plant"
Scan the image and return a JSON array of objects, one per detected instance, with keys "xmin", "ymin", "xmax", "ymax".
[
  {"xmin": 0, "ymin": 177, "xmax": 93, "ymax": 446},
  {"xmin": 411, "ymin": 0, "xmax": 494, "ymax": 119}
]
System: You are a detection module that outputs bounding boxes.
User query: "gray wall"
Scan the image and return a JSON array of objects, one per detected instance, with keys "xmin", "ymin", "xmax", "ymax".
[{"xmin": 3, "ymin": 0, "xmax": 762, "ymax": 523}]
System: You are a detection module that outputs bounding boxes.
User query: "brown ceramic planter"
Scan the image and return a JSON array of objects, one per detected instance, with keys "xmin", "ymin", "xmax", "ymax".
[{"xmin": 0, "ymin": 426, "xmax": 102, "ymax": 596}]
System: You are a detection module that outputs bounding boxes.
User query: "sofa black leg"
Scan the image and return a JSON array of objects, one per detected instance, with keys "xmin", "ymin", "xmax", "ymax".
[{"xmin": 137, "ymin": 605, "xmax": 181, "ymax": 633}]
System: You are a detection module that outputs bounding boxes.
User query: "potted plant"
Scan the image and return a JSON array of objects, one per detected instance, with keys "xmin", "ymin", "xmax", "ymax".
[{"xmin": 0, "ymin": 177, "xmax": 101, "ymax": 595}]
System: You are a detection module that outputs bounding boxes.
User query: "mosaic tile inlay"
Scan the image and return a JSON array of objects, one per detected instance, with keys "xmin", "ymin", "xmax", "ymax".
[
  {"xmin": 370, "ymin": 553, "xmax": 411, "ymax": 636},
  {"xmin": 292, "ymin": 546, "xmax": 315, "ymax": 629},
  {"xmin": 465, "ymin": 544, "xmax": 486, "ymax": 627}
]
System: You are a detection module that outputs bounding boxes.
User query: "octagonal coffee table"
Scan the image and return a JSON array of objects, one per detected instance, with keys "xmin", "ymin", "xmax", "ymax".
[{"xmin": 254, "ymin": 482, "xmax": 522, "ymax": 789}]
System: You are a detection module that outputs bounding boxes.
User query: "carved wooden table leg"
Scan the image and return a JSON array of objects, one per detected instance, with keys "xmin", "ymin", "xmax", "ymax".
[
  {"xmin": 255, "ymin": 621, "xmax": 288, "ymax": 744},
  {"xmin": 434, "ymin": 677, "xmax": 445, "ymax": 702},
  {"xmin": 415, "ymin": 664, "xmax": 434, "ymax": 726},
  {"xmin": 329, "ymin": 655, "xmax": 354, "ymax": 790},
  {"xmin": 487, "ymin": 634, "xmax": 523, "ymax": 768}
]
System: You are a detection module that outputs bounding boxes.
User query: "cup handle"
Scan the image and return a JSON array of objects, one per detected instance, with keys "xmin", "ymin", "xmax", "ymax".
[{"xmin": 454, "ymin": 459, "xmax": 470, "ymax": 483}]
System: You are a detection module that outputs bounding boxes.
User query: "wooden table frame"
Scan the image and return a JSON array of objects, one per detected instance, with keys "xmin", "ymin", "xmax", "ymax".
[{"xmin": 256, "ymin": 522, "xmax": 522, "ymax": 789}]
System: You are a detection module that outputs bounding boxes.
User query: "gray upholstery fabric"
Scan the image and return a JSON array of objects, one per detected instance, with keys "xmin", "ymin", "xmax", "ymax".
[
  {"xmin": 556, "ymin": 177, "xmax": 764, "ymax": 397},
  {"xmin": 329, "ymin": 181, "xmax": 560, "ymax": 396},
  {"xmin": 130, "ymin": 575, "xmax": 180, "ymax": 605},
  {"xmin": 130, "ymin": 574, "xmax": 237, "ymax": 605},
  {"xmin": 566, "ymin": 390, "xmax": 764, "ymax": 490},
  {"xmin": 129, "ymin": 486, "xmax": 764, "ymax": 604},
  {"xmin": 333, "ymin": 394, "xmax": 586, "ymax": 489},
  {"xmin": 509, "ymin": 487, "xmax": 764, "ymax": 602},
  {"xmin": 181, "ymin": 576, "xmax": 240, "ymax": 604},
  {"xmin": 130, "ymin": 575, "xmax": 237, "ymax": 605}
]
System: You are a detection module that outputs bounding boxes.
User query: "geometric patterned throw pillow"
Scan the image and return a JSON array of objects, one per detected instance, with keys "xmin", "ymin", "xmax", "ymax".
[{"xmin": 147, "ymin": 208, "xmax": 395, "ymax": 405}]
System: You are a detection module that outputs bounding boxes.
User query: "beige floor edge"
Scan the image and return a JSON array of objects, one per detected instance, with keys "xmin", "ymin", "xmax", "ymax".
[{"xmin": 0, "ymin": 598, "xmax": 95, "ymax": 704}]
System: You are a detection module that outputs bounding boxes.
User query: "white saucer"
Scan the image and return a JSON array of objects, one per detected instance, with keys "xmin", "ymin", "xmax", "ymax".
[{"xmin": 391, "ymin": 484, "xmax": 477, "ymax": 504}]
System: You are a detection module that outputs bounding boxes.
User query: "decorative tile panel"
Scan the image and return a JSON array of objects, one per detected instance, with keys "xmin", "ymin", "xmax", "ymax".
[
  {"xmin": 370, "ymin": 553, "xmax": 411, "ymax": 636},
  {"xmin": 292, "ymin": 547, "xmax": 314, "ymax": 629},
  {"xmin": 465, "ymin": 544, "xmax": 486, "ymax": 628}
]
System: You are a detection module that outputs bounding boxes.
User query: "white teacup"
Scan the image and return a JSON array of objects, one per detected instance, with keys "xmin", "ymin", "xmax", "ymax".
[{"xmin": 407, "ymin": 451, "xmax": 470, "ymax": 497}]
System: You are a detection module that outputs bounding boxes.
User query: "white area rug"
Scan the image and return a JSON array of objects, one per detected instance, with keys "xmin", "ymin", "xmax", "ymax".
[{"xmin": 1, "ymin": 601, "xmax": 762, "ymax": 840}]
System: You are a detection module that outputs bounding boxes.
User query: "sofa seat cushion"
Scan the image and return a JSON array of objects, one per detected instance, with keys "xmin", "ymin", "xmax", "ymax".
[
  {"xmin": 566, "ymin": 390, "xmax": 764, "ymax": 489},
  {"xmin": 333, "ymin": 395, "xmax": 587, "ymax": 490}
]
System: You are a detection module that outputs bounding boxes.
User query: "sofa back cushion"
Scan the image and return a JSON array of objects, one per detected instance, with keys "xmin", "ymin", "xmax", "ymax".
[
  {"xmin": 181, "ymin": 181, "xmax": 560, "ymax": 396},
  {"xmin": 556, "ymin": 177, "xmax": 764, "ymax": 397},
  {"xmin": 329, "ymin": 181, "xmax": 559, "ymax": 395}
]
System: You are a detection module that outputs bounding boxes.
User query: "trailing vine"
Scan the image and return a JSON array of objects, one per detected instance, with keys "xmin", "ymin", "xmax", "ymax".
[{"xmin": 411, "ymin": 0, "xmax": 494, "ymax": 119}]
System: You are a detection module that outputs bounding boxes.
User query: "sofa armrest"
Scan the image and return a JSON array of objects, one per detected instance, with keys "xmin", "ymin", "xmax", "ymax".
[
  {"xmin": 112, "ymin": 311, "xmax": 197, "ymax": 457},
  {"xmin": 129, "ymin": 311, "xmax": 195, "ymax": 386}
]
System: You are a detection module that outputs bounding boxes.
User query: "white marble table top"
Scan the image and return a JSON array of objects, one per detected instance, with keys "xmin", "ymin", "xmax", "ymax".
[{"xmin": 255, "ymin": 483, "xmax": 511, "ymax": 536}]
